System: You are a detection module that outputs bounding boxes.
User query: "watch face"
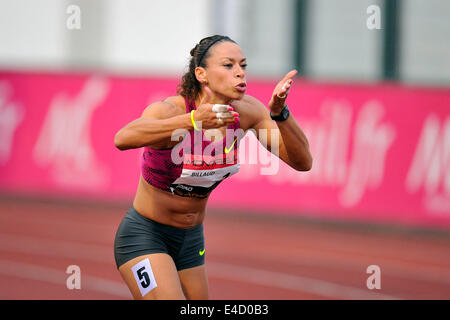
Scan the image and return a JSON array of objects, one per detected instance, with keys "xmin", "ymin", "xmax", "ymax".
[
  {"xmin": 271, "ymin": 106, "xmax": 289, "ymax": 121},
  {"xmin": 281, "ymin": 106, "xmax": 289, "ymax": 120}
]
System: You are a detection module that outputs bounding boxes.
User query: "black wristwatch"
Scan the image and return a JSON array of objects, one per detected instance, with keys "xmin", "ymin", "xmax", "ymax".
[{"xmin": 270, "ymin": 105, "xmax": 290, "ymax": 121}]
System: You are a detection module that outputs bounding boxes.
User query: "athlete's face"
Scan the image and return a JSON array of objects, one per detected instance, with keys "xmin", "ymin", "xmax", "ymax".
[{"xmin": 201, "ymin": 42, "xmax": 247, "ymax": 103}]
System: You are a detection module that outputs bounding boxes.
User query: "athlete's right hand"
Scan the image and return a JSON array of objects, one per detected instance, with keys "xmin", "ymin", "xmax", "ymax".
[{"xmin": 193, "ymin": 86, "xmax": 239, "ymax": 129}]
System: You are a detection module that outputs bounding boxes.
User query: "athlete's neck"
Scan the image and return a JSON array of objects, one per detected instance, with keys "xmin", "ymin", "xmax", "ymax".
[{"xmin": 197, "ymin": 91, "xmax": 232, "ymax": 106}]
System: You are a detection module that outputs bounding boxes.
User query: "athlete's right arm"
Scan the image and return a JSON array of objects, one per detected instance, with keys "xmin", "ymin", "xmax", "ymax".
[{"xmin": 114, "ymin": 101, "xmax": 191, "ymax": 151}]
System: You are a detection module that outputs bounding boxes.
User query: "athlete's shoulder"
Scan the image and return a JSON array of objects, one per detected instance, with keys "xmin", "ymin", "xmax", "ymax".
[
  {"xmin": 141, "ymin": 95, "xmax": 186, "ymax": 119},
  {"xmin": 163, "ymin": 95, "xmax": 187, "ymax": 112},
  {"xmin": 233, "ymin": 94, "xmax": 265, "ymax": 111},
  {"xmin": 237, "ymin": 95, "xmax": 267, "ymax": 116},
  {"xmin": 232, "ymin": 95, "xmax": 267, "ymax": 131}
]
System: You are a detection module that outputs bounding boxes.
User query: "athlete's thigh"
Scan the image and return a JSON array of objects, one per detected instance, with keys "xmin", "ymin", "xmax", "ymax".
[
  {"xmin": 178, "ymin": 264, "xmax": 209, "ymax": 300},
  {"xmin": 118, "ymin": 253, "xmax": 185, "ymax": 300}
]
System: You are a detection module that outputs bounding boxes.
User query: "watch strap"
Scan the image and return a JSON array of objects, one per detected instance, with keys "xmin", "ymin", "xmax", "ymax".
[{"xmin": 270, "ymin": 105, "xmax": 290, "ymax": 121}]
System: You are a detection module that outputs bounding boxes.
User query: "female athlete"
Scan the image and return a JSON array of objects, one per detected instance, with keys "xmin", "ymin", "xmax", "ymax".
[{"xmin": 113, "ymin": 35, "xmax": 312, "ymax": 300}]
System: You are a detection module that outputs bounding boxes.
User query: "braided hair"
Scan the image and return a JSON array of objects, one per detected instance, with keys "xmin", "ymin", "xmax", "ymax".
[{"xmin": 177, "ymin": 35, "xmax": 236, "ymax": 102}]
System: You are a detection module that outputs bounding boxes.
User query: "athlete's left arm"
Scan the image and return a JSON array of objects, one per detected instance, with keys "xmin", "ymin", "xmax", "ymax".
[{"xmin": 246, "ymin": 70, "xmax": 312, "ymax": 171}]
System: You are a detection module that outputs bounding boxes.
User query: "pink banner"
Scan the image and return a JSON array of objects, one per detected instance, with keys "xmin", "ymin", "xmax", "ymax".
[{"xmin": 0, "ymin": 70, "xmax": 449, "ymax": 229}]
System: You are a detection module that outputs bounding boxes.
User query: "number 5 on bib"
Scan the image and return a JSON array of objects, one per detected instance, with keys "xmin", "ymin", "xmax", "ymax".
[{"xmin": 131, "ymin": 258, "xmax": 157, "ymax": 297}]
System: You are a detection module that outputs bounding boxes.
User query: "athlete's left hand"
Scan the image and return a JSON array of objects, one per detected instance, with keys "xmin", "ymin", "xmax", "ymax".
[{"xmin": 268, "ymin": 69, "xmax": 298, "ymax": 115}]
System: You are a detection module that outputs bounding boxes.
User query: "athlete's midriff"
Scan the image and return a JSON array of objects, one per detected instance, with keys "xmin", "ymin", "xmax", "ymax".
[{"xmin": 133, "ymin": 176, "xmax": 209, "ymax": 229}]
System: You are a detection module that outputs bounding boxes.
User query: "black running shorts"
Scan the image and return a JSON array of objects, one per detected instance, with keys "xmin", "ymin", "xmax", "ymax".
[{"xmin": 114, "ymin": 206, "xmax": 205, "ymax": 271}]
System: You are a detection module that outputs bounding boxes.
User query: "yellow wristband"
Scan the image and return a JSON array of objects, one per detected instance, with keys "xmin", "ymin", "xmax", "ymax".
[{"xmin": 191, "ymin": 110, "xmax": 200, "ymax": 131}]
